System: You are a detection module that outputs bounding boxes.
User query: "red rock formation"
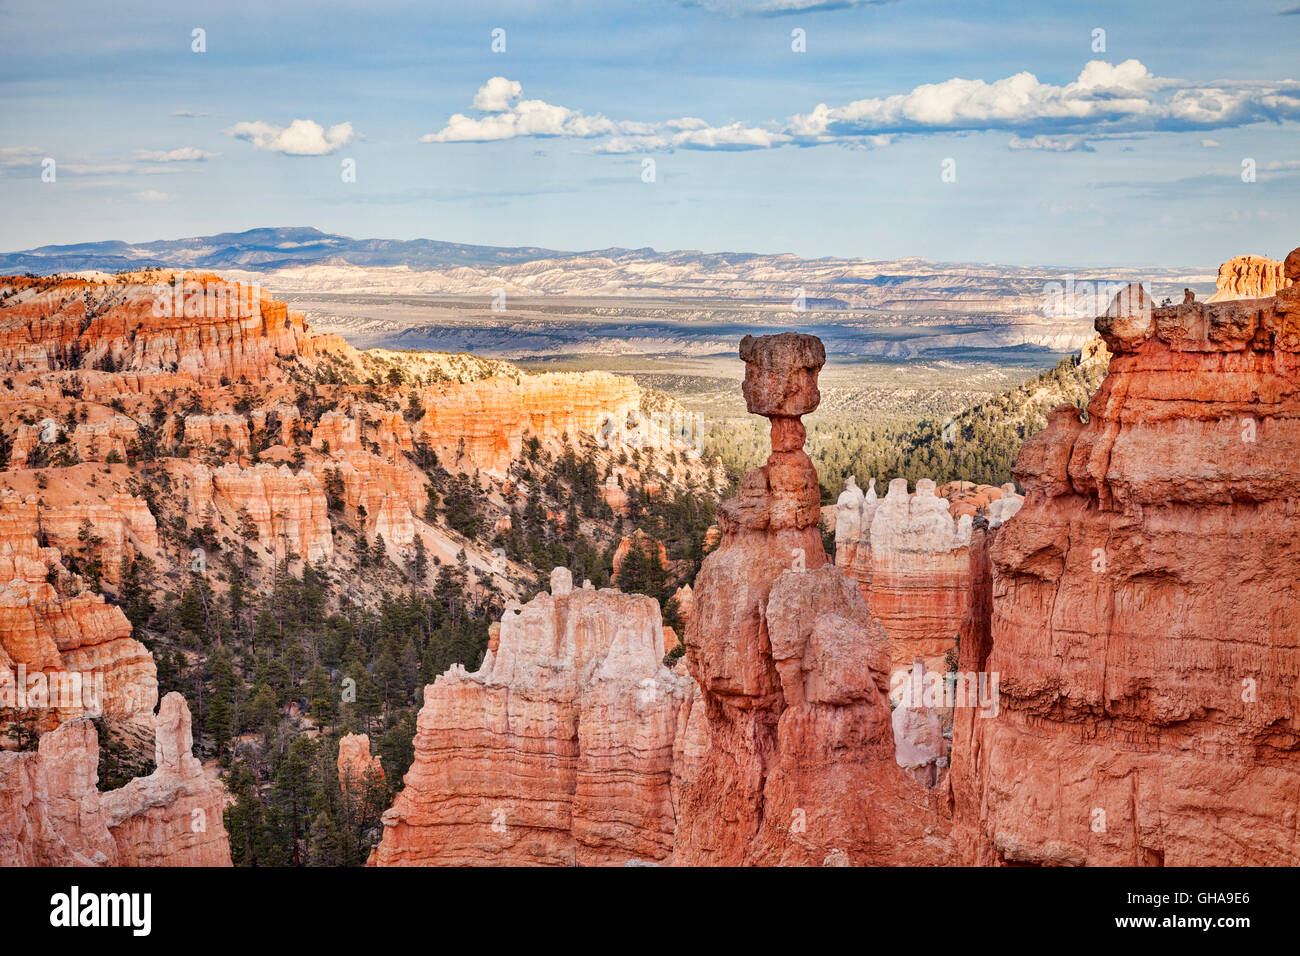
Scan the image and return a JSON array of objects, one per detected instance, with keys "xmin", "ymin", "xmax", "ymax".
[
  {"xmin": 0, "ymin": 717, "xmax": 119, "ymax": 865},
  {"xmin": 0, "ymin": 693, "xmax": 231, "ymax": 866},
  {"xmin": 673, "ymin": 333, "xmax": 946, "ymax": 866},
  {"xmin": 337, "ymin": 732, "xmax": 384, "ymax": 792},
  {"xmin": 1207, "ymin": 253, "xmax": 1295, "ymax": 303},
  {"xmin": 371, "ymin": 568, "xmax": 694, "ymax": 866},
  {"xmin": 183, "ymin": 413, "xmax": 251, "ymax": 453},
  {"xmin": 0, "ymin": 274, "xmax": 319, "ymax": 384},
  {"xmin": 417, "ymin": 373, "xmax": 644, "ymax": 475},
  {"xmin": 188, "ymin": 462, "xmax": 334, "ymax": 562},
  {"xmin": 954, "ymin": 265, "xmax": 1300, "ymax": 865},
  {"xmin": 835, "ymin": 476, "xmax": 1021, "ymax": 675},
  {"xmin": 0, "ymin": 491, "xmax": 157, "ymax": 730},
  {"xmin": 102, "ymin": 693, "xmax": 233, "ymax": 866}
]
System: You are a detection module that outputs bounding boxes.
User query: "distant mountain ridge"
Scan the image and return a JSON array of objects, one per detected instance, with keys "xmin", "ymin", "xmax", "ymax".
[
  {"xmin": 0, "ymin": 226, "xmax": 593, "ymax": 274},
  {"xmin": 0, "ymin": 226, "xmax": 1208, "ymax": 282}
]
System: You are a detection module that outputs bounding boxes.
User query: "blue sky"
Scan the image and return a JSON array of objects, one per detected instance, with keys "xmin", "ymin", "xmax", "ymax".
[{"xmin": 1, "ymin": 0, "xmax": 1298, "ymax": 267}]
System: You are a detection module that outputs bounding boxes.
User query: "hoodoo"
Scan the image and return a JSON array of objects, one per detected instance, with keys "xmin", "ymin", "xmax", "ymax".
[
  {"xmin": 953, "ymin": 257, "xmax": 1300, "ymax": 865},
  {"xmin": 672, "ymin": 333, "xmax": 947, "ymax": 866},
  {"xmin": 369, "ymin": 568, "xmax": 695, "ymax": 866},
  {"xmin": 0, "ymin": 692, "xmax": 231, "ymax": 866}
]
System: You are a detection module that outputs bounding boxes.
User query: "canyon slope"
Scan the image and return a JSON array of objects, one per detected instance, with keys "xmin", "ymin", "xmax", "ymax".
[
  {"xmin": 0, "ymin": 272, "xmax": 714, "ymax": 738},
  {"xmin": 0, "ymin": 269, "xmax": 719, "ymax": 868}
]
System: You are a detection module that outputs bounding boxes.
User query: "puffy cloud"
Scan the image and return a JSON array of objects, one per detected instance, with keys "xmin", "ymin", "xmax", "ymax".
[
  {"xmin": 424, "ymin": 61, "xmax": 1300, "ymax": 156},
  {"xmin": 472, "ymin": 77, "xmax": 522, "ymax": 112},
  {"xmin": 787, "ymin": 60, "xmax": 1300, "ymax": 143},
  {"xmin": 224, "ymin": 119, "xmax": 354, "ymax": 155},
  {"xmin": 422, "ymin": 79, "xmax": 656, "ymax": 144},
  {"xmin": 134, "ymin": 147, "xmax": 216, "ymax": 162},
  {"xmin": 674, "ymin": 122, "xmax": 791, "ymax": 150}
]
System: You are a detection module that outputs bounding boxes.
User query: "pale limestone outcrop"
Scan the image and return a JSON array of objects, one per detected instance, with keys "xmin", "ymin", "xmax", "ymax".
[
  {"xmin": 834, "ymin": 476, "xmax": 1021, "ymax": 673},
  {"xmin": 891, "ymin": 659, "xmax": 946, "ymax": 789}
]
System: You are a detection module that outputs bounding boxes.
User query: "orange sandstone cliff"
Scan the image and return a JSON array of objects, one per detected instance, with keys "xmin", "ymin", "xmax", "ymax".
[
  {"xmin": 0, "ymin": 692, "xmax": 231, "ymax": 866},
  {"xmin": 952, "ymin": 256, "xmax": 1300, "ymax": 865}
]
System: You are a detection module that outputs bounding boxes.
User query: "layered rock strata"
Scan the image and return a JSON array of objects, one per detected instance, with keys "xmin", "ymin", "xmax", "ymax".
[
  {"xmin": 835, "ymin": 476, "xmax": 1022, "ymax": 674},
  {"xmin": 0, "ymin": 693, "xmax": 231, "ymax": 866},
  {"xmin": 954, "ymin": 262, "xmax": 1300, "ymax": 865},
  {"xmin": 370, "ymin": 568, "xmax": 694, "ymax": 866}
]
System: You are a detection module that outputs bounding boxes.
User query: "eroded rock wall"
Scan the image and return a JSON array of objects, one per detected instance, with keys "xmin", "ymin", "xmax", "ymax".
[{"xmin": 954, "ymin": 266, "xmax": 1300, "ymax": 866}]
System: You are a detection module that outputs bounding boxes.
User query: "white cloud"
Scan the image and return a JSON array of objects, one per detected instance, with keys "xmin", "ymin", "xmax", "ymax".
[
  {"xmin": 674, "ymin": 122, "xmax": 791, "ymax": 150},
  {"xmin": 1201, "ymin": 138, "xmax": 1221, "ymax": 147},
  {"xmin": 133, "ymin": 189, "xmax": 174, "ymax": 202},
  {"xmin": 423, "ymin": 61, "xmax": 1300, "ymax": 156},
  {"xmin": 224, "ymin": 119, "xmax": 354, "ymax": 155},
  {"xmin": 0, "ymin": 146, "xmax": 43, "ymax": 167},
  {"xmin": 172, "ymin": 110, "xmax": 209, "ymax": 118},
  {"xmin": 1008, "ymin": 134, "xmax": 1095, "ymax": 152},
  {"xmin": 787, "ymin": 59, "xmax": 1300, "ymax": 143},
  {"xmin": 424, "ymin": 78, "xmax": 784, "ymax": 152},
  {"xmin": 472, "ymin": 77, "xmax": 522, "ymax": 112},
  {"xmin": 135, "ymin": 147, "xmax": 216, "ymax": 162},
  {"xmin": 422, "ymin": 79, "xmax": 639, "ymax": 143}
]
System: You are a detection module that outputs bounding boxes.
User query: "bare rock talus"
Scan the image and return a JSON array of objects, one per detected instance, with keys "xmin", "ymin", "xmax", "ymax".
[{"xmin": 954, "ymin": 263, "xmax": 1300, "ymax": 865}]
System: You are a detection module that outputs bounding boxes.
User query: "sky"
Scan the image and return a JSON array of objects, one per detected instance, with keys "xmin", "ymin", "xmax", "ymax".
[{"xmin": 1, "ymin": 0, "xmax": 1298, "ymax": 268}]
